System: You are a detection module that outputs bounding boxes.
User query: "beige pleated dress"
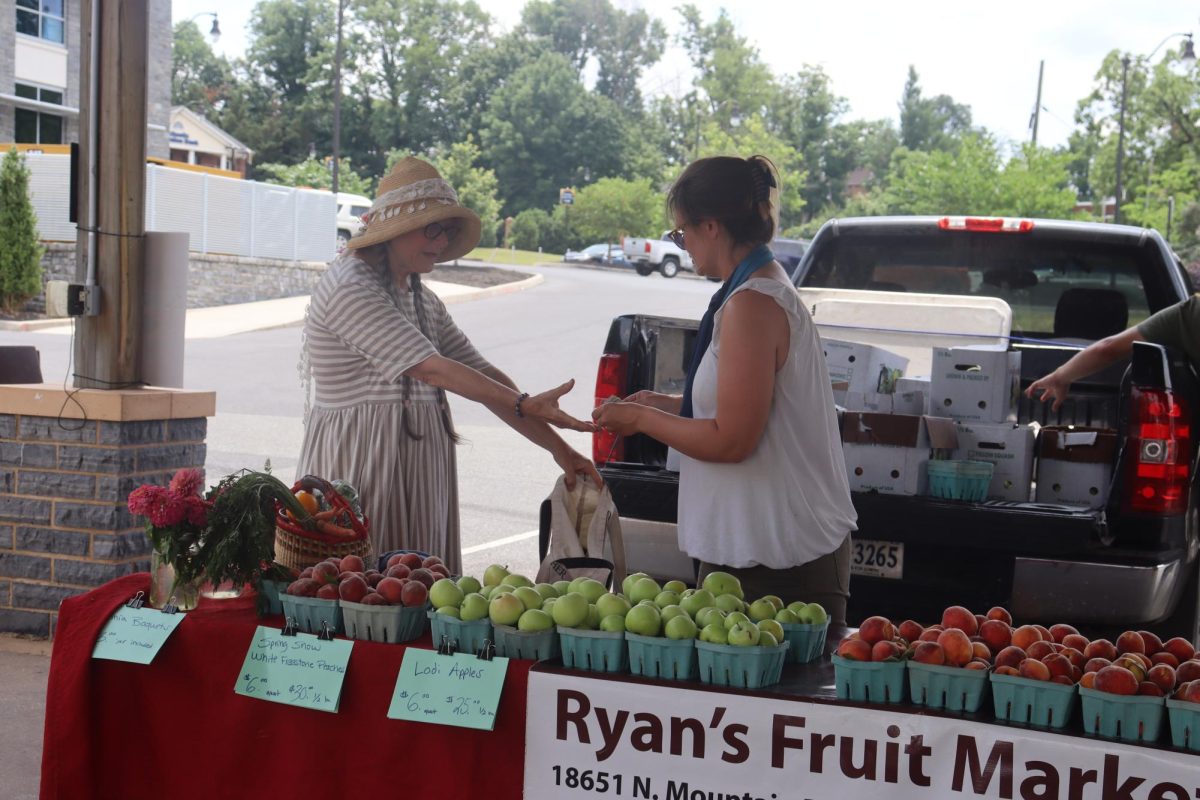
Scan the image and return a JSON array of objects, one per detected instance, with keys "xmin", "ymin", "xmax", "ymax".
[{"xmin": 297, "ymin": 253, "xmax": 491, "ymax": 575}]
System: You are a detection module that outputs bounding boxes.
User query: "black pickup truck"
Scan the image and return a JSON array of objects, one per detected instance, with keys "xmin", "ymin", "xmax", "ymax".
[{"xmin": 594, "ymin": 216, "xmax": 1199, "ymax": 640}]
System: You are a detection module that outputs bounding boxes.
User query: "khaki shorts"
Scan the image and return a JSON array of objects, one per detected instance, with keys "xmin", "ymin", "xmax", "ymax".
[{"xmin": 697, "ymin": 534, "xmax": 852, "ymax": 626}]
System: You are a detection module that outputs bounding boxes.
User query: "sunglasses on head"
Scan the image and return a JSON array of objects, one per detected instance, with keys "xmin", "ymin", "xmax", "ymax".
[{"xmin": 424, "ymin": 221, "xmax": 462, "ymax": 241}]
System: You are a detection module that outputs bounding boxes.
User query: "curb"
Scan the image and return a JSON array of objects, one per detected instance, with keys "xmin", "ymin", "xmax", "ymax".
[
  {"xmin": 0, "ymin": 317, "xmax": 72, "ymax": 333},
  {"xmin": 0, "ymin": 633, "xmax": 52, "ymax": 657},
  {"xmin": 439, "ymin": 272, "xmax": 544, "ymax": 305}
]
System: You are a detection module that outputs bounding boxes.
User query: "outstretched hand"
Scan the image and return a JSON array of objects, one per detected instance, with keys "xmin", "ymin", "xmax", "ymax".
[
  {"xmin": 521, "ymin": 379, "xmax": 597, "ymax": 432},
  {"xmin": 1025, "ymin": 372, "xmax": 1069, "ymax": 412},
  {"xmin": 592, "ymin": 396, "xmax": 643, "ymax": 436}
]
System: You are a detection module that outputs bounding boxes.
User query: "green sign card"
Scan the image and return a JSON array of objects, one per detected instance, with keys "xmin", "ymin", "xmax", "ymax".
[
  {"xmin": 92, "ymin": 605, "xmax": 186, "ymax": 665},
  {"xmin": 387, "ymin": 648, "xmax": 509, "ymax": 730},
  {"xmin": 234, "ymin": 625, "xmax": 353, "ymax": 714}
]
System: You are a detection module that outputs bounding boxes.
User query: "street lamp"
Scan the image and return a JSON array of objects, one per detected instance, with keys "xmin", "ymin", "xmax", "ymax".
[
  {"xmin": 1114, "ymin": 32, "xmax": 1194, "ymax": 224},
  {"xmin": 188, "ymin": 12, "xmax": 221, "ymax": 44}
]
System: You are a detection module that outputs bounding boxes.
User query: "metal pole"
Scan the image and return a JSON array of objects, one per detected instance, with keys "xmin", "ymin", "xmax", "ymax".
[
  {"xmin": 331, "ymin": 0, "xmax": 344, "ymax": 194},
  {"xmin": 1114, "ymin": 55, "xmax": 1131, "ymax": 225},
  {"xmin": 1031, "ymin": 60, "xmax": 1044, "ymax": 146},
  {"xmin": 1167, "ymin": 196, "xmax": 1175, "ymax": 241}
]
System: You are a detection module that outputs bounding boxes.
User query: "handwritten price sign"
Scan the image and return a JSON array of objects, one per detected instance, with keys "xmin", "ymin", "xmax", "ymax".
[
  {"xmin": 234, "ymin": 626, "xmax": 353, "ymax": 713},
  {"xmin": 388, "ymin": 649, "xmax": 508, "ymax": 730},
  {"xmin": 92, "ymin": 606, "xmax": 186, "ymax": 665}
]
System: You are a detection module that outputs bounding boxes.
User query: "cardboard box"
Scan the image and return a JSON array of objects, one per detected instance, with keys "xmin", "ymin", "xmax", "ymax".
[
  {"xmin": 839, "ymin": 391, "xmax": 894, "ymax": 413},
  {"xmin": 822, "ymin": 339, "xmax": 909, "ymax": 395},
  {"xmin": 930, "ymin": 345, "xmax": 1021, "ymax": 423},
  {"xmin": 841, "ymin": 412, "xmax": 959, "ymax": 495},
  {"xmin": 893, "ymin": 376, "xmax": 930, "ymax": 415},
  {"xmin": 954, "ymin": 422, "xmax": 1036, "ymax": 501},
  {"xmin": 1034, "ymin": 427, "xmax": 1118, "ymax": 508}
]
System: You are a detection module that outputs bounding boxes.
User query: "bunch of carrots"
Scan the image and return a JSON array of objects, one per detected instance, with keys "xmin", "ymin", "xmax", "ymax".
[{"xmin": 286, "ymin": 478, "xmax": 364, "ymax": 540}]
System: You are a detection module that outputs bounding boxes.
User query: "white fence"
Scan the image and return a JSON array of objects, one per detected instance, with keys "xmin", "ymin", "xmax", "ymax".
[{"xmin": 22, "ymin": 153, "xmax": 336, "ymax": 263}]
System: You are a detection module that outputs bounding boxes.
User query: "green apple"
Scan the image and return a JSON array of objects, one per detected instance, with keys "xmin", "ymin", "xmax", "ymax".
[
  {"xmin": 585, "ymin": 604, "xmax": 602, "ymax": 630},
  {"xmin": 501, "ymin": 573, "xmax": 533, "ymax": 589},
  {"xmin": 727, "ymin": 620, "xmax": 761, "ymax": 647},
  {"xmin": 459, "ymin": 592, "xmax": 489, "ymax": 622},
  {"xmin": 599, "ymin": 614, "xmax": 626, "ymax": 633},
  {"xmin": 654, "ymin": 590, "xmax": 681, "ymax": 609},
  {"xmin": 541, "ymin": 597, "xmax": 557, "ymax": 616},
  {"xmin": 594, "ymin": 592, "xmax": 631, "ymax": 620},
  {"xmin": 748, "ymin": 598, "xmax": 778, "ymax": 622},
  {"xmin": 714, "ymin": 593, "xmax": 744, "ymax": 614},
  {"xmin": 624, "ymin": 604, "xmax": 662, "ymax": 637},
  {"xmin": 774, "ymin": 608, "xmax": 800, "ymax": 624},
  {"xmin": 622, "ymin": 571, "xmax": 651, "ymax": 598},
  {"xmin": 798, "ymin": 602, "xmax": 829, "ymax": 625},
  {"xmin": 513, "ymin": 586, "xmax": 543, "ymax": 611},
  {"xmin": 517, "ymin": 608, "xmax": 554, "ymax": 632},
  {"xmin": 786, "ymin": 601, "xmax": 807, "ymax": 617},
  {"xmin": 659, "ymin": 604, "xmax": 687, "ymax": 625},
  {"xmin": 761, "ymin": 594, "xmax": 784, "ymax": 611},
  {"xmin": 664, "ymin": 614, "xmax": 698, "ymax": 640},
  {"xmin": 679, "ymin": 588, "xmax": 715, "ymax": 618},
  {"xmin": 663, "ymin": 579, "xmax": 688, "ymax": 594},
  {"xmin": 483, "ymin": 563, "xmax": 509, "ymax": 587},
  {"xmin": 699, "ymin": 623, "xmax": 728, "ymax": 644},
  {"xmin": 534, "ymin": 582, "xmax": 560, "ymax": 600},
  {"xmin": 488, "ymin": 592, "xmax": 524, "ymax": 626},
  {"xmin": 701, "ymin": 570, "xmax": 743, "ymax": 599},
  {"xmin": 758, "ymin": 630, "xmax": 779, "ymax": 646},
  {"xmin": 490, "ymin": 584, "xmax": 515, "ymax": 597},
  {"xmin": 456, "ymin": 575, "xmax": 482, "ymax": 595},
  {"xmin": 436, "ymin": 605, "xmax": 461, "ymax": 618},
  {"xmin": 551, "ymin": 592, "xmax": 589, "ymax": 628},
  {"xmin": 629, "ymin": 577, "xmax": 662, "ymax": 605},
  {"xmin": 694, "ymin": 607, "xmax": 727, "ymax": 628},
  {"xmin": 429, "ymin": 578, "xmax": 465, "ymax": 610},
  {"xmin": 723, "ymin": 611, "xmax": 751, "ymax": 630},
  {"xmin": 571, "ymin": 578, "xmax": 608, "ymax": 604},
  {"xmin": 756, "ymin": 618, "xmax": 785, "ymax": 643},
  {"xmin": 553, "ymin": 580, "xmax": 572, "ymax": 596}
]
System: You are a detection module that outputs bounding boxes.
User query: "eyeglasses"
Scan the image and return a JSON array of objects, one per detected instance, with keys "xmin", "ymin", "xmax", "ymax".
[
  {"xmin": 666, "ymin": 228, "xmax": 686, "ymax": 248},
  {"xmin": 424, "ymin": 221, "xmax": 462, "ymax": 241}
]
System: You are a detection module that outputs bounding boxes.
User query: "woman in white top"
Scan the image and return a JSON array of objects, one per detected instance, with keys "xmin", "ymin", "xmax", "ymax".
[{"xmin": 593, "ymin": 155, "xmax": 857, "ymax": 623}]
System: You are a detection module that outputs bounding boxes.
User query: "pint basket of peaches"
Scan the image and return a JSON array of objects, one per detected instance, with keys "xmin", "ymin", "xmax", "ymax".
[
  {"xmin": 903, "ymin": 606, "xmax": 991, "ymax": 713},
  {"xmin": 1074, "ymin": 628, "xmax": 1187, "ymax": 744},
  {"xmin": 831, "ymin": 616, "xmax": 908, "ymax": 704}
]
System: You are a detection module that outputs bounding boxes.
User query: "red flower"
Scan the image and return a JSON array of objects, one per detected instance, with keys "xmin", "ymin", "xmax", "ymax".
[{"xmin": 169, "ymin": 468, "xmax": 205, "ymax": 497}]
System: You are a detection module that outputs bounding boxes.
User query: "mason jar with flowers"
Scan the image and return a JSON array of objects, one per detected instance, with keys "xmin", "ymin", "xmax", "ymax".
[{"xmin": 127, "ymin": 468, "xmax": 209, "ymax": 610}]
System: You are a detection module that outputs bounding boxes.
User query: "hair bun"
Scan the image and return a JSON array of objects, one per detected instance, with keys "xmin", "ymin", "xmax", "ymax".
[{"xmin": 749, "ymin": 157, "xmax": 777, "ymax": 202}]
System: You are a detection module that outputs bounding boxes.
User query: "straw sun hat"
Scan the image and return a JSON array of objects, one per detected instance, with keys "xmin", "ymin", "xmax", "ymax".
[{"xmin": 346, "ymin": 156, "xmax": 482, "ymax": 262}]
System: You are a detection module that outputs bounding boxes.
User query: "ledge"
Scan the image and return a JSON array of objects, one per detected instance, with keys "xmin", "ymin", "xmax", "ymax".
[{"xmin": 0, "ymin": 384, "xmax": 215, "ymax": 421}]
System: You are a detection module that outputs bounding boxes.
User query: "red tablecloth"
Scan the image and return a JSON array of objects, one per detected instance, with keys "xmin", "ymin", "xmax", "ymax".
[{"xmin": 41, "ymin": 574, "xmax": 532, "ymax": 800}]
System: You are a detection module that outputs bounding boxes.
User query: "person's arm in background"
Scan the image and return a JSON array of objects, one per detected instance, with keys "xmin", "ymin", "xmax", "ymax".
[
  {"xmin": 1026, "ymin": 326, "xmax": 1144, "ymax": 411},
  {"xmin": 622, "ymin": 391, "xmax": 683, "ymax": 414}
]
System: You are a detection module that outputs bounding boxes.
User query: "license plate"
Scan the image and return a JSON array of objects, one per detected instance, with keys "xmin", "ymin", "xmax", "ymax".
[{"xmin": 850, "ymin": 539, "xmax": 903, "ymax": 579}]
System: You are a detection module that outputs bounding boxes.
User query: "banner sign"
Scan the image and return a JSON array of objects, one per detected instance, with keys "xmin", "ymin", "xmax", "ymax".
[{"xmin": 524, "ymin": 670, "xmax": 1200, "ymax": 799}]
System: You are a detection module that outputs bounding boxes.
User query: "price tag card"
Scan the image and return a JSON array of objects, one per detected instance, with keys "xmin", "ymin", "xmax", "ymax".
[
  {"xmin": 233, "ymin": 625, "xmax": 353, "ymax": 714},
  {"xmin": 91, "ymin": 605, "xmax": 186, "ymax": 665},
  {"xmin": 387, "ymin": 648, "xmax": 509, "ymax": 731}
]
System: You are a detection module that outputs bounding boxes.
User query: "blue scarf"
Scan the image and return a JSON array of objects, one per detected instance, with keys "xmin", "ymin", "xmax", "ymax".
[{"xmin": 680, "ymin": 244, "xmax": 775, "ymax": 418}]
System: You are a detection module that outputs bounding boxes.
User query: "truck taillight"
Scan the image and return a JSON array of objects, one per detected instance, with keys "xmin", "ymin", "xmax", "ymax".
[
  {"xmin": 937, "ymin": 216, "xmax": 1034, "ymax": 233},
  {"xmin": 1123, "ymin": 386, "xmax": 1192, "ymax": 514},
  {"xmin": 593, "ymin": 353, "xmax": 627, "ymax": 464},
  {"xmin": 644, "ymin": 242, "xmax": 651, "ymax": 253}
]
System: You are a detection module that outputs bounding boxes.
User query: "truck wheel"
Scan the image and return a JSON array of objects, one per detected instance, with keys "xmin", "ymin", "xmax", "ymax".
[
  {"xmin": 660, "ymin": 257, "xmax": 679, "ymax": 278},
  {"xmin": 635, "ymin": 264, "xmax": 654, "ymax": 277}
]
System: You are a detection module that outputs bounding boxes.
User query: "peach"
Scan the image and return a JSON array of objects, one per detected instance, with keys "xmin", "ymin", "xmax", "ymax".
[
  {"xmin": 1137, "ymin": 630, "xmax": 1164, "ymax": 655},
  {"xmin": 937, "ymin": 628, "xmax": 974, "ymax": 667},
  {"xmin": 1071, "ymin": 665, "xmax": 1083, "ymax": 683},
  {"xmin": 971, "ymin": 641, "xmax": 992, "ymax": 662},
  {"xmin": 385, "ymin": 564, "xmax": 411, "ymax": 580},
  {"xmin": 1027, "ymin": 640, "xmax": 1056, "ymax": 660},
  {"xmin": 299, "ymin": 566, "xmax": 315, "ymax": 579},
  {"xmin": 1042, "ymin": 653, "xmax": 1073, "ymax": 681},
  {"xmin": 361, "ymin": 591, "xmax": 386, "ymax": 605},
  {"xmin": 1114, "ymin": 656, "xmax": 1147, "ymax": 684},
  {"xmin": 386, "ymin": 553, "xmax": 406, "ymax": 569},
  {"xmin": 1163, "ymin": 637, "xmax": 1197, "ymax": 663},
  {"xmin": 965, "ymin": 659, "xmax": 989, "ymax": 670},
  {"xmin": 941, "ymin": 605, "xmax": 978, "ymax": 636},
  {"xmin": 1115, "ymin": 630, "xmax": 1146, "ymax": 655},
  {"xmin": 1094, "ymin": 665, "xmax": 1139, "ymax": 696},
  {"xmin": 312, "ymin": 561, "xmax": 340, "ymax": 585},
  {"xmin": 316, "ymin": 584, "xmax": 339, "ymax": 600},
  {"xmin": 974, "ymin": 614, "xmax": 987, "ymax": 631},
  {"xmin": 376, "ymin": 577, "xmax": 405, "ymax": 605},
  {"xmin": 1061, "ymin": 633, "xmax": 1090, "ymax": 652},
  {"xmin": 1148, "ymin": 664, "xmax": 1177, "ymax": 694},
  {"xmin": 1079, "ymin": 672, "xmax": 1097, "ymax": 690},
  {"xmin": 872, "ymin": 640, "xmax": 905, "ymax": 662},
  {"xmin": 1176, "ymin": 660, "xmax": 1200, "ymax": 684},
  {"xmin": 339, "ymin": 554, "xmax": 365, "ymax": 573},
  {"xmin": 407, "ymin": 568, "xmax": 437, "ymax": 589},
  {"xmin": 421, "ymin": 555, "xmax": 444, "ymax": 569},
  {"xmin": 1048, "ymin": 623, "xmax": 1080, "ymax": 643},
  {"xmin": 338, "ymin": 575, "xmax": 369, "ymax": 603},
  {"xmin": 994, "ymin": 645, "xmax": 1028, "ymax": 671},
  {"xmin": 429, "ymin": 564, "xmax": 451, "ymax": 578},
  {"xmin": 857, "ymin": 616, "xmax": 896, "ymax": 646},
  {"xmin": 1138, "ymin": 681, "xmax": 1164, "ymax": 697},
  {"xmin": 918, "ymin": 628, "xmax": 942, "ymax": 643},
  {"xmin": 1018, "ymin": 658, "xmax": 1051, "ymax": 682},
  {"xmin": 1051, "ymin": 675, "xmax": 1075, "ymax": 686},
  {"xmin": 1083, "ymin": 657, "xmax": 1113, "ymax": 674},
  {"xmin": 287, "ymin": 578, "xmax": 320, "ymax": 597},
  {"xmin": 911, "ymin": 641, "xmax": 946, "ymax": 665},
  {"xmin": 986, "ymin": 606, "xmax": 1013, "ymax": 625},
  {"xmin": 994, "ymin": 665, "xmax": 1019, "ymax": 676},
  {"xmin": 1083, "ymin": 638, "xmax": 1118, "ymax": 662},
  {"xmin": 978, "ymin": 619, "xmax": 1012, "ymax": 653},
  {"xmin": 1060, "ymin": 647, "xmax": 1086, "ymax": 669},
  {"xmin": 1152, "ymin": 651, "xmax": 1181, "ymax": 668},
  {"xmin": 1182, "ymin": 680, "xmax": 1200, "ymax": 704},
  {"xmin": 897, "ymin": 619, "xmax": 925, "ymax": 644},
  {"xmin": 837, "ymin": 637, "xmax": 872, "ymax": 661},
  {"xmin": 400, "ymin": 579, "xmax": 428, "ymax": 608},
  {"xmin": 365, "ymin": 572, "xmax": 384, "ymax": 588},
  {"xmin": 1011, "ymin": 625, "xmax": 1043, "ymax": 651},
  {"xmin": 1033, "ymin": 624, "xmax": 1053, "ymax": 642}
]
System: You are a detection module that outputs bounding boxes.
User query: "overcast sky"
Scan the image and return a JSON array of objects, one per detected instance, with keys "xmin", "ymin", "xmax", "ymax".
[{"xmin": 172, "ymin": 0, "xmax": 1199, "ymax": 152}]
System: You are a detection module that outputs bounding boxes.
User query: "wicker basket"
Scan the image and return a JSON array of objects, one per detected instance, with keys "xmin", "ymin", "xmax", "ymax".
[{"xmin": 273, "ymin": 475, "xmax": 372, "ymax": 573}]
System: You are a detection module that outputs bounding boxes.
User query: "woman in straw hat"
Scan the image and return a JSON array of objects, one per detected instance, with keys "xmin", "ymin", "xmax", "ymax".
[{"xmin": 298, "ymin": 157, "xmax": 599, "ymax": 574}]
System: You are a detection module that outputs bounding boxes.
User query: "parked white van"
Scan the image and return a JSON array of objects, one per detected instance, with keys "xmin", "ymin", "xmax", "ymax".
[{"xmin": 336, "ymin": 192, "xmax": 373, "ymax": 251}]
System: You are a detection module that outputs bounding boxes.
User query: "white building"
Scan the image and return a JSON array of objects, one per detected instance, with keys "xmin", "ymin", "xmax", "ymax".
[{"xmin": 167, "ymin": 105, "xmax": 253, "ymax": 178}]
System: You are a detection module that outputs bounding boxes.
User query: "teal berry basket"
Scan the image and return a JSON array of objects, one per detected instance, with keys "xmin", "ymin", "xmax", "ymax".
[
  {"xmin": 492, "ymin": 624, "xmax": 561, "ymax": 661},
  {"xmin": 1165, "ymin": 698, "xmax": 1200, "ymax": 751},
  {"xmin": 258, "ymin": 579, "xmax": 288, "ymax": 616},
  {"xmin": 1079, "ymin": 686, "xmax": 1165, "ymax": 744},
  {"xmin": 780, "ymin": 620, "xmax": 830, "ymax": 664},
  {"xmin": 428, "ymin": 611, "xmax": 493, "ymax": 654},
  {"xmin": 926, "ymin": 459, "xmax": 994, "ymax": 502},
  {"xmin": 907, "ymin": 661, "xmax": 990, "ymax": 712},
  {"xmin": 626, "ymin": 633, "xmax": 696, "ymax": 681},
  {"xmin": 696, "ymin": 640, "xmax": 788, "ymax": 690},
  {"xmin": 558, "ymin": 626, "xmax": 627, "ymax": 673},
  {"xmin": 341, "ymin": 601, "xmax": 425, "ymax": 643},
  {"xmin": 990, "ymin": 672, "xmax": 1077, "ymax": 729},
  {"xmin": 279, "ymin": 594, "xmax": 344, "ymax": 635},
  {"xmin": 830, "ymin": 655, "xmax": 907, "ymax": 704}
]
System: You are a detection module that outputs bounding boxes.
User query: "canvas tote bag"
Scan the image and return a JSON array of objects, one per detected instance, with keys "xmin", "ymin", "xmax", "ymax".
[{"xmin": 536, "ymin": 474, "xmax": 626, "ymax": 590}]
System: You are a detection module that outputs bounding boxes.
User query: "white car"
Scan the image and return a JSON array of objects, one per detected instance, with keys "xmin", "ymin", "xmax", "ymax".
[{"xmin": 336, "ymin": 192, "xmax": 373, "ymax": 252}]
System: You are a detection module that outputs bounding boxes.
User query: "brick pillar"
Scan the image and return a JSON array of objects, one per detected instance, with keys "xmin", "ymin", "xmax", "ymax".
[{"xmin": 0, "ymin": 385, "xmax": 215, "ymax": 638}]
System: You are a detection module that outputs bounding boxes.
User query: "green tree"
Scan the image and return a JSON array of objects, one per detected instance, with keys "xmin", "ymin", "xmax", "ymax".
[
  {"xmin": 698, "ymin": 116, "xmax": 808, "ymax": 230},
  {"xmin": 995, "ymin": 144, "xmax": 1078, "ymax": 218},
  {"xmin": 570, "ymin": 177, "xmax": 663, "ymax": 245},
  {"xmin": 171, "ymin": 21, "xmax": 233, "ymax": 115},
  {"xmin": 510, "ymin": 208, "xmax": 550, "ymax": 250},
  {"xmin": 772, "ymin": 66, "xmax": 852, "ymax": 215},
  {"xmin": 882, "ymin": 135, "xmax": 1001, "ymax": 215},
  {"xmin": 677, "ymin": 6, "xmax": 776, "ymax": 133},
  {"xmin": 0, "ymin": 148, "xmax": 44, "ymax": 313},
  {"xmin": 898, "ymin": 66, "xmax": 974, "ymax": 152},
  {"xmin": 256, "ymin": 157, "xmax": 373, "ymax": 196}
]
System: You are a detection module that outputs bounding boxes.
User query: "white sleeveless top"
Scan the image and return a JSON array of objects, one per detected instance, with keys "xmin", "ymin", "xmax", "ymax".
[{"xmin": 676, "ymin": 277, "xmax": 857, "ymax": 568}]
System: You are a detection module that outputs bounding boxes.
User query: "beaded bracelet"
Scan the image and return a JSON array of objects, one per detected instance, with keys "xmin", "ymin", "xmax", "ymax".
[{"xmin": 515, "ymin": 392, "xmax": 530, "ymax": 418}]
